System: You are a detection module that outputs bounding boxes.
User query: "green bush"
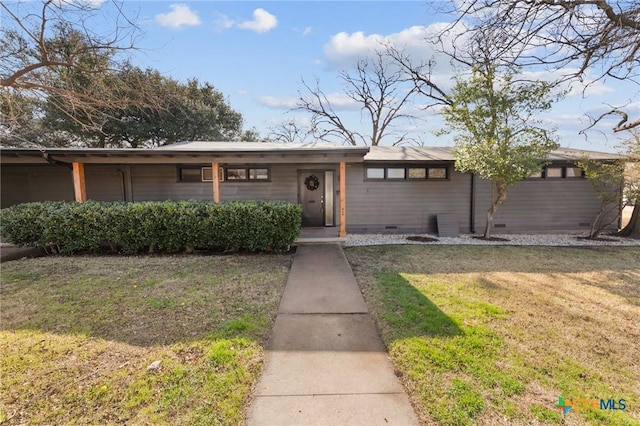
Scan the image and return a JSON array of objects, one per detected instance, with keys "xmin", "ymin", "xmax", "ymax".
[{"xmin": 0, "ymin": 201, "xmax": 302, "ymax": 254}]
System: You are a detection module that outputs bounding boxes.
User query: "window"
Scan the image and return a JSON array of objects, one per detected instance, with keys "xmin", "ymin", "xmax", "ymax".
[
  {"xmin": 250, "ymin": 168, "xmax": 269, "ymax": 180},
  {"xmin": 224, "ymin": 166, "xmax": 270, "ymax": 182},
  {"xmin": 427, "ymin": 167, "xmax": 448, "ymax": 179},
  {"xmin": 202, "ymin": 167, "xmax": 213, "ymax": 181},
  {"xmin": 527, "ymin": 165, "xmax": 585, "ymax": 180},
  {"xmin": 387, "ymin": 168, "xmax": 406, "ymax": 179},
  {"xmin": 366, "ymin": 168, "xmax": 385, "ymax": 179},
  {"xmin": 226, "ymin": 168, "xmax": 247, "ymax": 180},
  {"xmin": 408, "ymin": 168, "xmax": 426, "ymax": 179},
  {"xmin": 545, "ymin": 167, "xmax": 563, "ymax": 178},
  {"xmin": 365, "ymin": 165, "xmax": 450, "ymax": 180},
  {"xmin": 180, "ymin": 167, "xmax": 202, "ymax": 182},
  {"xmin": 565, "ymin": 167, "xmax": 583, "ymax": 178}
]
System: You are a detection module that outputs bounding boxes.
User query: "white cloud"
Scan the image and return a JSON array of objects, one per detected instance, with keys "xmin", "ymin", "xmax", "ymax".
[
  {"xmin": 75, "ymin": 0, "xmax": 107, "ymax": 7},
  {"xmin": 268, "ymin": 115, "xmax": 313, "ymax": 128},
  {"xmin": 321, "ymin": 92, "xmax": 360, "ymax": 109},
  {"xmin": 53, "ymin": 0, "xmax": 107, "ymax": 8},
  {"xmin": 258, "ymin": 96, "xmax": 299, "ymax": 109},
  {"xmin": 302, "ymin": 26, "xmax": 312, "ymax": 36},
  {"xmin": 156, "ymin": 4, "xmax": 201, "ymax": 29},
  {"xmin": 322, "ymin": 23, "xmax": 470, "ymax": 89},
  {"xmin": 214, "ymin": 12, "xmax": 235, "ymax": 32},
  {"xmin": 238, "ymin": 8, "xmax": 277, "ymax": 33},
  {"xmin": 568, "ymin": 80, "xmax": 616, "ymax": 97},
  {"xmin": 259, "ymin": 92, "xmax": 359, "ymax": 110}
]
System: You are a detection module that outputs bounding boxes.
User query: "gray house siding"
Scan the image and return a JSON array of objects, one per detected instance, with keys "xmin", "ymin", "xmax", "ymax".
[
  {"xmin": 86, "ymin": 165, "xmax": 126, "ymax": 202},
  {"xmin": 0, "ymin": 164, "xmax": 129, "ymax": 207},
  {"xmin": 472, "ymin": 177, "xmax": 616, "ymax": 233},
  {"xmin": 221, "ymin": 164, "xmax": 298, "ymax": 203},
  {"xmin": 1, "ymin": 165, "xmax": 74, "ymax": 207},
  {"xmin": 0, "ymin": 159, "xmax": 618, "ymax": 235},
  {"xmin": 345, "ymin": 163, "xmax": 472, "ymax": 234},
  {"xmin": 130, "ymin": 165, "xmax": 212, "ymax": 201}
]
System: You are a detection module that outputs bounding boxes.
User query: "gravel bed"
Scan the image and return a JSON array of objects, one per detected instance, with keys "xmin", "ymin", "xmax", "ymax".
[{"xmin": 345, "ymin": 233, "xmax": 640, "ymax": 247}]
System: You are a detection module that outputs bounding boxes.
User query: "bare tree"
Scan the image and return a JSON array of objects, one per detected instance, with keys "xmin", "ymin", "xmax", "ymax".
[
  {"xmin": 267, "ymin": 119, "xmax": 314, "ymax": 144},
  {"xmin": 441, "ymin": 0, "xmax": 640, "ymax": 130},
  {"xmin": 296, "ymin": 50, "xmax": 419, "ymax": 146},
  {"xmin": 1, "ymin": 0, "xmax": 142, "ymax": 144}
]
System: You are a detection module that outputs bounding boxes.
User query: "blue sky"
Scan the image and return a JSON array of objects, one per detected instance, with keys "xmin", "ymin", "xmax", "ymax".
[{"xmin": 18, "ymin": 1, "xmax": 640, "ymax": 152}]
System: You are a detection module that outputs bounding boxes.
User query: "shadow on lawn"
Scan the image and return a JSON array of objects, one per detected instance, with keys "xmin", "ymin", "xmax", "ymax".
[{"xmin": 374, "ymin": 270, "xmax": 462, "ymax": 340}]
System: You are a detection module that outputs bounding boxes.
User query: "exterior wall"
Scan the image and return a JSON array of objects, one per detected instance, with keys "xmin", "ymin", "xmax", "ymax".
[
  {"xmin": 130, "ymin": 165, "xmax": 212, "ymax": 201},
  {"xmin": 345, "ymin": 163, "xmax": 472, "ymax": 234},
  {"xmin": 0, "ymin": 164, "xmax": 129, "ymax": 207},
  {"xmin": 221, "ymin": 164, "xmax": 298, "ymax": 203},
  {"xmin": 1, "ymin": 161, "xmax": 619, "ymax": 235},
  {"xmin": 1, "ymin": 164, "xmax": 74, "ymax": 207},
  {"xmin": 473, "ymin": 177, "xmax": 617, "ymax": 233},
  {"xmin": 86, "ymin": 165, "xmax": 126, "ymax": 201}
]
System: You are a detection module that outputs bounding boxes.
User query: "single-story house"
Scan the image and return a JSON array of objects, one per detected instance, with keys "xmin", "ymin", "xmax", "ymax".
[{"xmin": 0, "ymin": 141, "xmax": 623, "ymax": 237}]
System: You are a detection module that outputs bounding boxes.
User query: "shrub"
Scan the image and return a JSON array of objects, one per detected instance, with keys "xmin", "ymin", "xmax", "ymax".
[{"xmin": 0, "ymin": 201, "xmax": 302, "ymax": 254}]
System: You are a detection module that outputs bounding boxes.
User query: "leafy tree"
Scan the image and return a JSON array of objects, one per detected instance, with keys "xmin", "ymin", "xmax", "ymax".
[
  {"xmin": 442, "ymin": 61, "xmax": 560, "ymax": 238},
  {"xmin": 42, "ymin": 66, "xmax": 245, "ymax": 147},
  {"xmin": 296, "ymin": 51, "xmax": 418, "ymax": 146}
]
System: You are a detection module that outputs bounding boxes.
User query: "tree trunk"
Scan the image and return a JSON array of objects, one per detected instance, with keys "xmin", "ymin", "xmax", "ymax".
[
  {"xmin": 618, "ymin": 203, "xmax": 640, "ymax": 239},
  {"xmin": 484, "ymin": 180, "xmax": 508, "ymax": 239},
  {"xmin": 589, "ymin": 200, "xmax": 607, "ymax": 239}
]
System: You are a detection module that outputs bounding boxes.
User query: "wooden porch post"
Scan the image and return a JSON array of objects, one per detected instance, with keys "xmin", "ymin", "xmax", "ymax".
[
  {"xmin": 339, "ymin": 161, "xmax": 346, "ymax": 238},
  {"xmin": 72, "ymin": 162, "xmax": 87, "ymax": 202},
  {"xmin": 212, "ymin": 161, "xmax": 221, "ymax": 203}
]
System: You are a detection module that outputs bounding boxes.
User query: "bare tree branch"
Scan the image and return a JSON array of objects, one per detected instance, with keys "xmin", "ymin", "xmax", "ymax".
[
  {"xmin": 581, "ymin": 108, "xmax": 640, "ymax": 134},
  {"xmin": 296, "ymin": 51, "xmax": 418, "ymax": 146},
  {"xmin": 420, "ymin": 0, "xmax": 640, "ymax": 134},
  {"xmin": 1, "ymin": 0, "xmax": 143, "ymax": 141}
]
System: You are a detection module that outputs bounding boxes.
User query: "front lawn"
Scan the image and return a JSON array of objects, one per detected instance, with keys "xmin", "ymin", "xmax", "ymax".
[
  {"xmin": 0, "ymin": 254, "xmax": 290, "ymax": 425},
  {"xmin": 346, "ymin": 245, "xmax": 640, "ymax": 426}
]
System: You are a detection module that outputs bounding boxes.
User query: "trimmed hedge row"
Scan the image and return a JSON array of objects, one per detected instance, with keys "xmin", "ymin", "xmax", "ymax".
[{"xmin": 0, "ymin": 200, "xmax": 302, "ymax": 254}]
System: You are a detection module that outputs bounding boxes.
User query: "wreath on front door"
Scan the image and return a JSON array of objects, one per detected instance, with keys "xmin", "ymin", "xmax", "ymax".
[{"xmin": 304, "ymin": 174, "xmax": 320, "ymax": 191}]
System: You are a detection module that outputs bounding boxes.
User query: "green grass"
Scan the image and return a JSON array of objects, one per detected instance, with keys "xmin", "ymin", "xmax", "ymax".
[
  {"xmin": 346, "ymin": 245, "xmax": 640, "ymax": 426},
  {"xmin": 0, "ymin": 254, "xmax": 291, "ymax": 425}
]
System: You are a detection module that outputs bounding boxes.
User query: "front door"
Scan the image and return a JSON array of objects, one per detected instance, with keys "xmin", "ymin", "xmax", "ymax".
[{"xmin": 299, "ymin": 171, "xmax": 325, "ymax": 226}]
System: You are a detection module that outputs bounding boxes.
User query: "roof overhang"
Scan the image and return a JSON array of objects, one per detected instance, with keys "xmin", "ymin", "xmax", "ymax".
[
  {"xmin": 0, "ymin": 146, "xmax": 371, "ymax": 165},
  {"xmin": 0, "ymin": 144, "xmax": 625, "ymax": 165}
]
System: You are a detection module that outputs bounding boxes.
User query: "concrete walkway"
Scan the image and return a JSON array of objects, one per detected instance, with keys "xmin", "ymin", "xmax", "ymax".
[{"xmin": 247, "ymin": 244, "xmax": 419, "ymax": 426}]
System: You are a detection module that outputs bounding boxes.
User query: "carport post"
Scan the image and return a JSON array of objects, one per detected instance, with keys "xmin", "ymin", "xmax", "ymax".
[
  {"xmin": 339, "ymin": 161, "xmax": 346, "ymax": 238},
  {"xmin": 72, "ymin": 162, "xmax": 87, "ymax": 202},
  {"xmin": 212, "ymin": 161, "xmax": 221, "ymax": 203}
]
